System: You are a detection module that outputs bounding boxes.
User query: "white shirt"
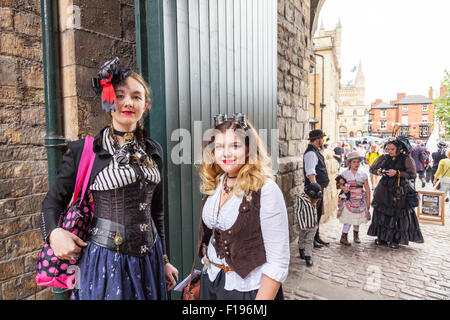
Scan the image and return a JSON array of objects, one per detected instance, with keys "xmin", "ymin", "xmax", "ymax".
[
  {"xmin": 304, "ymin": 150, "xmax": 319, "ymax": 177},
  {"xmin": 202, "ymin": 175, "xmax": 290, "ymax": 292},
  {"xmin": 341, "ymin": 168, "xmax": 368, "ymax": 184}
]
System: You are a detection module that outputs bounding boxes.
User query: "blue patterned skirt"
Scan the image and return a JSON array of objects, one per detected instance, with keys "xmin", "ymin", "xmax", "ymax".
[{"xmin": 70, "ymin": 236, "xmax": 168, "ymax": 300}]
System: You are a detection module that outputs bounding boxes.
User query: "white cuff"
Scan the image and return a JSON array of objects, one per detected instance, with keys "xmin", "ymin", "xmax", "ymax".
[{"xmin": 260, "ymin": 262, "xmax": 289, "ymax": 283}]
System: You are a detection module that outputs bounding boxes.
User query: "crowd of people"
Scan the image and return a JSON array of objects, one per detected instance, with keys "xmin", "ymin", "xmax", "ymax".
[
  {"xmin": 295, "ymin": 130, "xmax": 450, "ymax": 267},
  {"xmin": 331, "ymin": 138, "xmax": 449, "ymax": 191}
]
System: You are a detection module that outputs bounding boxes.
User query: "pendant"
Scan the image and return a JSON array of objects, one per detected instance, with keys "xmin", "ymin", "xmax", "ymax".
[
  {"xmin": 123, "ymin": 133, "xmax": 134, "ymax": 143},
  {"xmin": 114, "ymin": 234, "xmax": 123, "ymax": 246}
]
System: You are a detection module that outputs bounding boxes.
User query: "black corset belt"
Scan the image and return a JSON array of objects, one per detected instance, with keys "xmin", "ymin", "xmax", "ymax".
[
  {"xmin": 87, "ymin": 216, "xmax": 158, "ymax": 257},
  {"xmin": 88, "ymin": 182, "xmax": 158, "ymax": 257}
]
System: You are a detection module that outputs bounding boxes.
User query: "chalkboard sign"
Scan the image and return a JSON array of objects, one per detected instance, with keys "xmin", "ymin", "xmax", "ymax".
[{"xmin": 417, "ymin": 191, "xmax": 445, "ymax": 225}]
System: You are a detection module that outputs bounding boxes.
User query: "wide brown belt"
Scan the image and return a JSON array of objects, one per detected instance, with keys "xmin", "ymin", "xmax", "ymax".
[{"xmin": 210, "ymin": 261, "xmax": 233, "ymax": 273}]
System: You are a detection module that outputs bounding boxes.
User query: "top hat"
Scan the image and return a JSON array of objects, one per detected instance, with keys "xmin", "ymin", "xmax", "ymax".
[
  {"xmin": 305, "ymin": 183, "xmax": 323, "ymax": 199},
  {"xmin": 308, "ymin": 129, "xmax": 326, "ymax": 140}
]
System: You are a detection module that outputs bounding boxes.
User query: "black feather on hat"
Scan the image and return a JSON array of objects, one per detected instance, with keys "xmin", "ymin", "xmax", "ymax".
[{"xmin": 91, "ymin": 57, "xmax": 132, "ymax": 112}]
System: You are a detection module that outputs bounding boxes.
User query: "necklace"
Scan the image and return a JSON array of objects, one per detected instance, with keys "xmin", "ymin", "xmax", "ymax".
[
  {"xmin": 113, "ymin": 187, "xmax": 123, "ymax": 261},
  {"xmin": 113, "ymin": 128, "xmax": 136, "ymax": 137},
  {"xmin": 223, "ymin": 174, "xmax": 235, "ymax": 194},
  {"xmin": 211, "ymin": 174, "xmax": 234, "ymax": 244}
]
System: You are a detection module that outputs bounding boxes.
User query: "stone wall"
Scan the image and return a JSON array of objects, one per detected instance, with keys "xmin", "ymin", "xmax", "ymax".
[
  {"xmin": 0, "ymin": 0, "xmax": 135, "ymax": 300},
  {"xmin": 0, "ymin": 0, "xmax": 51, "ymax": 300},
  {"xmin": 63, "ymin": 0, "xmax": 137, "ymax": 139},
  {"xmin": 277, "ymin": 0, "xmax": 337, "ymax": 242}
]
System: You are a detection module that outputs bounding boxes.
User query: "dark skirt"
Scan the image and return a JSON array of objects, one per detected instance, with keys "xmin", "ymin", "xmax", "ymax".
[
  {"xmin": 367, "ymin": 179, "xmax": 424, "ymax": 245},
  {"xmin": 70, "ymin": 236, "xmax": 167, "ymax": 300},
  {"xmin": 199, "ymin": 269, "xmax": 284, "ymax": 300}
]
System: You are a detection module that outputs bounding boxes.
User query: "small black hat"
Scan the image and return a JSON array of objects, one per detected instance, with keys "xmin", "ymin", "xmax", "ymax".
[
  {"xmin": 305, "ymin": 183, "xmax": 323, "ymax": 199},
  {"xmin": 438, "ymin": 141, "xmax": 447, "ymax": 148},
  {"xmin": 308, "ymin": 129, "xmax": 326, "ymax": 140}
]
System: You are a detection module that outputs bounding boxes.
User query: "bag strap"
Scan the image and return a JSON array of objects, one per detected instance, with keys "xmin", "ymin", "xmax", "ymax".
[
  {"xmin": 186, "ymin": 261, "xmax": 196, "ymax": 290},
  {"xmin": 72, "ymin": 137, "xmax": 95, "ymax": 205}
]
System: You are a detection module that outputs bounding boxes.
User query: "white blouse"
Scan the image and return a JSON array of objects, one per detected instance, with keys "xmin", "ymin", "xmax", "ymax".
[
  {"xmin": 341, "ymin": 169, "xmax": 368, "ymax": 184},
  {"xmin": 201, "ymin": 175, "xmax": 290, "ymax": 292}
]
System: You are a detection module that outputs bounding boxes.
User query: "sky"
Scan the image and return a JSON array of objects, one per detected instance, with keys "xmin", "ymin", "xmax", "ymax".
[{"xmin": 316, "ymin": 0, "xmax": 449, "ymax": 106}]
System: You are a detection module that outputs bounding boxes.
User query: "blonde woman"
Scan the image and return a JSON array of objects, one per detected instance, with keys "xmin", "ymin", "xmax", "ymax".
[{"xmin": 197, "ymin": 114, "xmax": 289, "ymax": 300}]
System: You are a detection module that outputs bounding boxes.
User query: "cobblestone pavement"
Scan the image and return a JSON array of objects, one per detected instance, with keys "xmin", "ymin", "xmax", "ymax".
[{"xmin": 284, "ymin": 165, "xmax": 450, "ymax": 300}]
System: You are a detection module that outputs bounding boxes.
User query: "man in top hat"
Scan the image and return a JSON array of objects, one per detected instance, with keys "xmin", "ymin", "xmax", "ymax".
[{"xmin": 303, "ymin": 129, "xmax": 330, "ymax": 247}]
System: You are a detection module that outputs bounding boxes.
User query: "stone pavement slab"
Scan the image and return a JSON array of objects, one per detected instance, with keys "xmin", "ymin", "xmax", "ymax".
[{"xmin": 284, "ymin": 166, "xmax": 450, "ymax": 300}]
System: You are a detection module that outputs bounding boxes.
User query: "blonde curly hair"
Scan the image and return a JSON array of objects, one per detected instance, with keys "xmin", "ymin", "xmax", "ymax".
[{"xmin": 199, "ymin": 119, "xmax": 274, "ymax": 196}]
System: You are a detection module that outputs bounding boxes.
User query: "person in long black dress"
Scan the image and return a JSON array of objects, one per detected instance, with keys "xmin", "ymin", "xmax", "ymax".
[{"xmin": 367, "ymin": 136, "xmax": 424, "ymax": 249}]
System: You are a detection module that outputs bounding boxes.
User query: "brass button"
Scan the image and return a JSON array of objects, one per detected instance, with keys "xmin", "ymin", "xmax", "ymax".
[
  {"xmin": 224, "ymin": 246, "xmax": 228, "ymax": 250},
  {"xmin": 226, "ymin": 251, "xmax": 230, "ymax": 255},
  {"xmin": 242, "ymin": 206, "xmax": 246, "ymax": 210},
  {"xmin": 228, "ymin": 230, "xmax": 232, "ymax": 235},
  {"xmin": 224, "ymin": 240, "xmax": 228, "ymax": 245}
]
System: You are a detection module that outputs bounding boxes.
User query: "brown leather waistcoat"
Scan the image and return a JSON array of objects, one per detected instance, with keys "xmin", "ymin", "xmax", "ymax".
[{"xmin": 197, "ymin": 190, "xmax": 267, "ymax": 279}]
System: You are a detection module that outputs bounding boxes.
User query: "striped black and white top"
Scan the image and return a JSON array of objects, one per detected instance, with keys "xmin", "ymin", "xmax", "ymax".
[
  {"xmin": 89, "ymin": 127, "xmax": 161, "ymax": 191},
  {"xmin": 295, "ymin": 193, "xmax": 318, "ymax": 229}
]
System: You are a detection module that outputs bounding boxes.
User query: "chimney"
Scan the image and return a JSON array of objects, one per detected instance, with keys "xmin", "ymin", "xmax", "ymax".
[
  {"xmin": 372, "ymin": 98, "xmax": 382, "ymax": 107},
  {"xmin": 429, "ymin": 86, "xmax": 433, "ymax": 99},
  {"xmin": 440, "ymin": 86, "xmax": 447, "ymax": 97},
  {"xmin": 390, "ymin": 100, "xmax": 396, "ymax": 106},
  {"xmin": 397, "ymin": 93, "xmax": 406, "ymax": 101}
]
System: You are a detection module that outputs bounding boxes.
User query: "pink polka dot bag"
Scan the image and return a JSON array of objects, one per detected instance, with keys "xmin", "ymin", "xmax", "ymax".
[{"xmin": 36, "ymin": 137, "xmax": 95, "ymax": 289}]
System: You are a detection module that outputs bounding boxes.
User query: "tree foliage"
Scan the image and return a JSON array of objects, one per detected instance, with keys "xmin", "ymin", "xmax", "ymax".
[{"xmin": 433, "ymin": 69, "xmax": 450, "ymax": 136}]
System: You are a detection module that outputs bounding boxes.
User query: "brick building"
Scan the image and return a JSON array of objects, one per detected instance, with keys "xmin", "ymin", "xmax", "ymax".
[{"xmin": 369, "ymin": 91, "xmax": 435, "ymax": 142}]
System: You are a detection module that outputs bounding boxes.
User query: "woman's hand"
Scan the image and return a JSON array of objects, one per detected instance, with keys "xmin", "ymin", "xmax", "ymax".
[
  {"xmin": 386, "ymin": 169, "xmax": 397, "ymax": 177},
  {"xmin": 164, "ymin": 263, "xmax": 179, "ymax": 291},
  {"xmin": 48, "ymin": 227, "xmax": 87, "ymax": 260}
]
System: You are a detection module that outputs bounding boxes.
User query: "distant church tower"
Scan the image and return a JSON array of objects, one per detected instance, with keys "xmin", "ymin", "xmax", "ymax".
[{"xmin": 338, "ymin": 60, "xmax": 368, "ymax": 139}]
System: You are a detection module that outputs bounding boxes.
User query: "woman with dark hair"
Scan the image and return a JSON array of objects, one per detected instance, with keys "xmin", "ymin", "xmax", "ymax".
[
  {"xmin": 39, "ymin": 57, "xmax": 178, "ymax": 299},
  {"xmin": 367, "ymin": 137, "xmax": 424, "ymax": 248}
]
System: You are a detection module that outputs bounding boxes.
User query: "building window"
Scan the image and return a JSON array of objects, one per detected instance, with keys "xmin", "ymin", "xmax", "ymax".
[
  {"xmin": 380, "ymin": 109, "xmax": 387, "ymax": 118},
  {"xmin": 380, "ymin": 120, "xmax": 387, "ymax": 130},
  {"xmin": 353, "ymin": 109, "xmax": 357, "ymax": 116},
  {"xmin": 353, "ymin": 118, "xmax": 357, "ymax": 126},
  {"xmin": 402, "ymin": 115, "xmax": 408, "ymax": 125},
  {"xmin": 420, "ymin": 125, "xmax": 430, "ymax": 137},
  {"xmin": 422, "ymin": 114, "xmax": 428, "ymax": 123},
  {"xmin": 402, "ymin": 105, "xmax": 408, "ymax": 112},
  {"xmin": 400, "ymin": 126, "xmax": 409, "ymax": 136},
  {"xmin": 422, "ymin": 104, "xmax": 428, "ymax": 112}
]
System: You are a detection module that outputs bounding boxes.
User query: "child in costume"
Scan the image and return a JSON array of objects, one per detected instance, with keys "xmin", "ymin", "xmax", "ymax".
[
  {"xmin": 295, "ymin": 183, "xmax": 323, "ymax": 267},
  {"xmin": 337, "ymin": 152, "xmax": 371, "ymax": 245}
]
